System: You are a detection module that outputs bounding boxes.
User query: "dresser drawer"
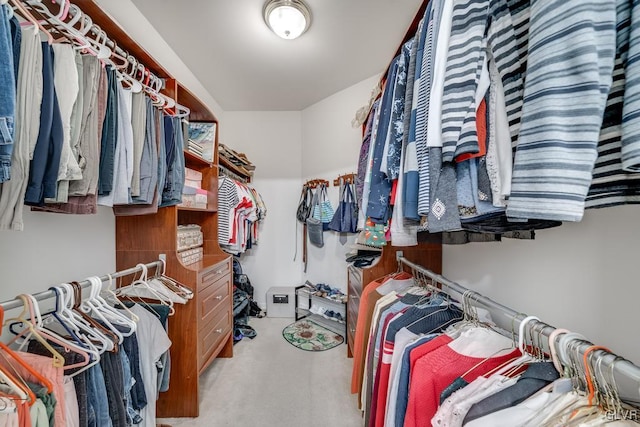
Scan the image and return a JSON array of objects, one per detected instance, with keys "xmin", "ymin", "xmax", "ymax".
[
  {"xmin": 199, "ymin": 259, "xmax": 231, "ymax": 292},
  {"xmin": 198, "ymin": 273, "xmax": 231, "ymax": 333},
  {"xmin": 198, "ymin": 304, "xmax": 231, "ymax": 368},
  {"xmin": 348, "ymin": 266, "xmax": 362, "ymax": 297}
]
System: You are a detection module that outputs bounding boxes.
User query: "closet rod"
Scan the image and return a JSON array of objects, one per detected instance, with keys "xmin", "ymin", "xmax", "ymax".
[
  {"xmin": 397, "ymin": 255, "xmax": 640, "ymax": 405},
  {"xmin": 219, "ymin": 164, "xmax": 248, "ymax": 183},
  {"xmin": 0, "ymin": 260, "xmax": 163, "ymax": 312}
]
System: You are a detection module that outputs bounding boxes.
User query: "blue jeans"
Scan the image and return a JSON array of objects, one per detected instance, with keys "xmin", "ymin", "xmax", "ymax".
[
  {"xmin": 9, "ymin": 15, "xmax": 19, "ymax": 82},
  {"xmin": 0, "ymin": 5, "xmax": 16, "ymax": 183},
  {"xmin": 98, "ymin": 67, "xmax": 118, "ymax": 196},
  {"xmin": 86, "ymin": 364, "xmax": 113, "ymax": 427},
  {"xmin": 24, "ymin": 43, "xmax": 64, "ymax": 205},
  {"xmin": 120, "ymin": 347, "xmax": 143, "ymax": 424},
  {"xmin": 160, "ymin": 116, "xmax": 184, "ymax": 207},
  {"xmin": 155, "ymin": 108, "xmax": 166, "ymax": 204}
]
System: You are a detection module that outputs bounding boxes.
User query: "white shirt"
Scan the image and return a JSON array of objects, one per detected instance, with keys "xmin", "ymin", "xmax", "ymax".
[
  {"xmin": 446, "ymin": 375, "xmax": 518, "ymax": 427},
  {"xmin": 385, "ymin": 327, "xmax": 419, "ymax": 427},
  {"xmin": 465, "ymin": 389, "xmax": 560, "ymax": 427},
  {"xmin": 129, "ymin": 304, "xmax": 172, "ymax": 427}
]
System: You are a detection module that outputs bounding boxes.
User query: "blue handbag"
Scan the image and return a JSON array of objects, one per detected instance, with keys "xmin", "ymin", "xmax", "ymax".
[{"xmin": 328, "ymin": 181, "xmax": 358, "ymax": 233}]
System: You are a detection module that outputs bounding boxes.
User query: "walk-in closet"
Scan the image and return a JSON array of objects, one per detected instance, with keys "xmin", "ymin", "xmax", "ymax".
[{"xmin": 1, "ymin": 0, "xmax": 640, "ymax": 426}]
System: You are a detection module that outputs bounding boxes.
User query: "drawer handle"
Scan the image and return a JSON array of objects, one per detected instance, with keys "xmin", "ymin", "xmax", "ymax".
[
  {"xmin": 215, "ymin": 328, "xmax": 223, "ymax": 333},
  {"xmin": 215, "ymin": 269, "xmax": 224, "ymax": 275},
  {"xmin": 215, "ymin": 295, "xmax": 223, "ymax": 300},
  {"xmin": 350, "ymin": 328, "xmax": 356, "ymax": 334}
]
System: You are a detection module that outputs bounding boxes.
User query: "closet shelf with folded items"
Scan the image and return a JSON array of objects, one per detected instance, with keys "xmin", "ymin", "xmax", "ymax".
[
  {"xmin": 0, "ymin": 260, "xmax": 190, "ymax": 427},
  {"xmin": 218, "ymin": 143, "xmax": 255, "ymax": 183},
  {"xmin": 352, "ymin": 254, "xmax": 640, "ymax": 427}
]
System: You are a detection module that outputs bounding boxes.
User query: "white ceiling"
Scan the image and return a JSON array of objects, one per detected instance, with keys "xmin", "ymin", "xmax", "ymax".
[{"xmin": 130, "ymin": 0, "xmax": 424, "ymax": 111}]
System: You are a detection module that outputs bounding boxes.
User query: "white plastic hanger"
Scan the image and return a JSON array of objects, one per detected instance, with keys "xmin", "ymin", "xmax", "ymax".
[
  {"xmin": 102, "ymin": 273, "xmax": 139, "ymax": 323},
  {"xmin": 86, "ymin": 276, "xmax": 137, "ymax": 336},
  {"xmin": 80, "ymin": 277, "xmax": 124, "ymax": 344},
  {"xmin": 59, "ymin": 283, "xmax": 114, "ymax": 353},
  {"xmin": 117, "ymin": 264, "xmax": 175, "ymax": 314},
  {"xmin": 23, "ymin": 294, "xmax": 94, "ymax": 374}
]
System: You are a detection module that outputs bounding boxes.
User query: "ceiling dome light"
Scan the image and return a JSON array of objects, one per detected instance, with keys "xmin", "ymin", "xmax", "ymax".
[{"xmin": 263, "ymin": 0, "xmax": 311, "ymax": 40}]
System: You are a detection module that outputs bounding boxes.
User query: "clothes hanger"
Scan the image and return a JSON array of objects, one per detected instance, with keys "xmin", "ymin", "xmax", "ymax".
[
  {"xmin": 492, "ymin": 315, "xmax": 541, "ymax": 379},
  {"xmin": 46, "ymin": 287, "xmax": 102, "ymax": 377},
  {"xmin": 0, "ymin": 306, "xmax": 55, "ymax": 395},
  {"xmin": 560, "ymin": 345, "xmax": 613, "ymax": 426},
  {"xmin": 89, "ymin": 276, "xmax": 138, "ymax": 333},
  {"xmin": 70, "ymin": 281, "xmax": 123, "ymax": 347},
  {"xmin": 10, "ymin": 0, "xmax": 52, "ymax": 42},
  {"xmin": 155, "ymin": 260, "xmax": 193, "ymax": 300},
  {"xmin": 85, "ymin": 276, "xmax": 137, "ymax": 336},
  {"xmin": 0, "ymin": 350, "xmax": 36, "ymax": 406},
  {"xmin": 117, "ymin": 264, "xmax": 175, "ymax": 314},
  {"xmin": 58, "ymin": 283, "xmax": 114, "ymax": 353},
  {"xmin": 4, "ymin": 296, "xmax": 65, "ymax": 368},
  {"xmin": 102, "ymin": 273, "xmax": 139, "ymax": 323},
  {"xmin": 25, "ymin": 0, "xmax": 66, "ymax": 20},
  {"xmin": 77, "ymin": 279, "xmax": 126, "ymax": 343},
  {"xmin": 21, "ymin": 294, "xmax": 92, "ymax": 373},
  {"xmin": 549, "ymin": 328, "xmax": 571, "ymax": 374}
]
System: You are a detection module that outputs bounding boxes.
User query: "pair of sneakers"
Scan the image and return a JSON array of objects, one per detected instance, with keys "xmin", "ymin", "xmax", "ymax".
[{"xmin": 309, "ymin": 305, "xmax": 345, "ymax": 323}]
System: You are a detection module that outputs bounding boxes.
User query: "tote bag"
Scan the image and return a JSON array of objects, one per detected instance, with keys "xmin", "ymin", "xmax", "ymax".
[
  {"xmin": 328, "ymin": 181, "xmax": 358, "ymax": 233},
  {"xmin": 312, "ymin": 183, "xmax": 334, "ymax": 231},
  {"xmin": 306, "ymin": 189, "xmax": 324, "ymax": 247}
]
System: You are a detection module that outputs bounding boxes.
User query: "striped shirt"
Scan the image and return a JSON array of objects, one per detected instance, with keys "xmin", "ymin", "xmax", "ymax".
[
  {"xmin": 217, "ymin": 177, "xmax": 239, "ymax": 245},
  {"xmin": 507, "ymin": 0, "xmax": 617, "ymax": 222},
  {"xmin": 587, "ymin": 0, "xmax": 640, "ymax": 208},
  {"xmin": 440, "ymin": 0, "xmax": 525, "ymax": 163},
  {"xmin": 404, "ymin": 12, "xmax": 429, "ymax": 221}
]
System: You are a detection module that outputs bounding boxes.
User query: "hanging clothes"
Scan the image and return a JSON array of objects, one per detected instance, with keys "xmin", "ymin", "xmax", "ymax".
[{"xmin": 218, "ymin": 176, "xmax": 267, "ymax": 255}]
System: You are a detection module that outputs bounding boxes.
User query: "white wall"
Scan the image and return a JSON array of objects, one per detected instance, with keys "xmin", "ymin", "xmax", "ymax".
[
  {"xmin": 221, "ymin": 76, "xmax": 380, "ymax": 304},
  {"xmin": 221, "ymin": 112, "xmax": 303, "ymax": 308},
  {"xmin": 300, "ymin": 75, "xmax": 380, "ymax": 291},
  {"xmin": 0, "ymin": 207, "xmax": 115, "ymax": 307},
  {"xmin": 443, "ymin": 205, "xmax": 640, "ymax": 365}
]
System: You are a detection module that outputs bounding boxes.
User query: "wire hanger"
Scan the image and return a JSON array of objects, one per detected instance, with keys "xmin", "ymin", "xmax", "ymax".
[{"xmin": 117, "ymin": 264, "xmax": 175, "ymax": 315}]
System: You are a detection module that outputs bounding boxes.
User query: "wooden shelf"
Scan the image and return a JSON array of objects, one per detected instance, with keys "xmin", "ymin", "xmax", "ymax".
[
  {"xmin": 180, "ymin": 255, "xmax": 230, "ymax": 272},
  {"xmin": 184, "ymin": 150, "xmax": 213, "ymax": 167},
  {"xmin": 219, "ymin": 156, "xmax": 252, "ymax": 183},
  {"xmin": 177, "ymin": 206, "xmax": 217, "ymax": 213}
]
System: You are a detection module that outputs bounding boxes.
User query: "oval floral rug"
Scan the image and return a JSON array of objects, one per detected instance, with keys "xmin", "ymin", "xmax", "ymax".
[{"xmin": 282, "ymin": 319, "xmax": 344, "ymax": 351}]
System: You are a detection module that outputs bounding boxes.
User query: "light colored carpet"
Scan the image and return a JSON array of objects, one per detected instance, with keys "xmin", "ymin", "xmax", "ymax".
[{"xmin": 158, "ymin": 317, "xmax": 364, "ymax": 427}]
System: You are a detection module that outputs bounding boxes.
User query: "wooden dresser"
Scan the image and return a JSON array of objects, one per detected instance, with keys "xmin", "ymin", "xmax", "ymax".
[
  {"xmin": 346, "ymin": 239, "xmax": 442, "ymax": 357},
  {"xmin": 69, "ymin": 0, "xmax": 237, "ymax": 418}
]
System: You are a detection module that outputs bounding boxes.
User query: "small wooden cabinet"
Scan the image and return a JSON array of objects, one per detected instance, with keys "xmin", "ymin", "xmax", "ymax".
[{"xmin": 346, "ymin": 240, "xmax": 443, "ymax": 358}]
